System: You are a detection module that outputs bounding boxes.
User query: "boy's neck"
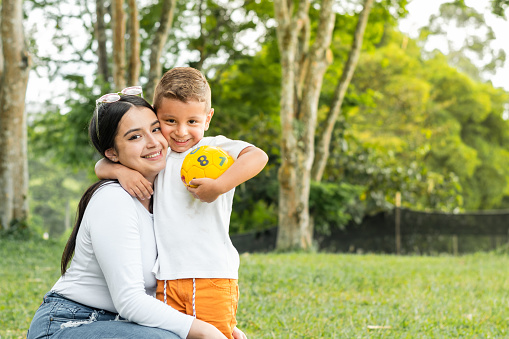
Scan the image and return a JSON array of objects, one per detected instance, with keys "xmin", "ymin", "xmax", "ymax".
[{"xmin": 170, "ymin": 140, "xmax": 202, "ymax": 154}]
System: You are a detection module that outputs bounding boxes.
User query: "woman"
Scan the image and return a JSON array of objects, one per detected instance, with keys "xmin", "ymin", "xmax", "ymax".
[{"xmin": 27, "ymin": 93, "xmax": 244, "ymax": 338}]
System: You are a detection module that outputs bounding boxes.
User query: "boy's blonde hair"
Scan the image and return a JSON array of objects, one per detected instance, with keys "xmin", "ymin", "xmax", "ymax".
[{"xmin": 153, "ymin": 67, "xmax": 211, "ymax": 113}]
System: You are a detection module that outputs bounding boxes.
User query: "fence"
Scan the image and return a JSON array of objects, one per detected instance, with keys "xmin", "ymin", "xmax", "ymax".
[{"xmin": 231, "ymin": 208, "xmax": 509, "ymax": 254}]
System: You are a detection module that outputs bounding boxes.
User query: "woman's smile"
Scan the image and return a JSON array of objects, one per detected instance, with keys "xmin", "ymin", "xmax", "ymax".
[
  {"xmin": 142, "ymin": 150, "xmax": 163, "ymax": 159},
  {"xmin": 110, "ymin": 107, "xmax": 168, "ymax": 182}
]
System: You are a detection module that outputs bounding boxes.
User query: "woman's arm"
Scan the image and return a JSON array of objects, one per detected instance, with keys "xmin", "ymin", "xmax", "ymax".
[
  {"xmin": 95, "ymin": 158, "xmax": 154, "ymax": 200},
  {"xmin": 88, "ymin": 186, "xmax": 198, "ymax": 338},
  {"xmin": 188, "ymin": 319, "xmax": 228, "ymax": 339},
  {"xmin": 232, "ymin": 326, "xmax": 248, "ymax": 339}
]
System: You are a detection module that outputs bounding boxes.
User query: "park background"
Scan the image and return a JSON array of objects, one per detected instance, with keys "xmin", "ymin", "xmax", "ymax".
[{"xmin": 1, "ymin": 0, "xmax": 509, "ymax": 338}]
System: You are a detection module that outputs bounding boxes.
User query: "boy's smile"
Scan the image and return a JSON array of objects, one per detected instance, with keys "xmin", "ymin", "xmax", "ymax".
[{"xmin": 157, "ymin": 98, "xmax": 214, "ymax": 153}]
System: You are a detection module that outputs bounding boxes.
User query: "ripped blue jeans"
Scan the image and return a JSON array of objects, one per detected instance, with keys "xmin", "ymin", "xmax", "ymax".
[{"xmin": 27, "ymin": 292, "xmax": 180, "ymax": 339}]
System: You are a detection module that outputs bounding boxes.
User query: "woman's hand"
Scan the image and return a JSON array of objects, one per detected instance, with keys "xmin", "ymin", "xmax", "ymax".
[
  {"xmin": 187, "ymin": 319, "xmax": 228, "ymax": 339},
  {"xmin": 232, "ymin": 326, "xmax": 247, "ymax": 339}
]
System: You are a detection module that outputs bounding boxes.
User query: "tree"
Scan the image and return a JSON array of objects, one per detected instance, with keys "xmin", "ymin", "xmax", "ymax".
[
  {"xmin": 94, "ymin": 0, "xmax": 109, "ymax": 84},
  {"xmin": 420, "ymin": 2, "xmax": 506, "ymax": 80},
  {"xmin": 145, "ymin": 0, "xmax": 177, "ymax": 101},
  {"xmin": 345, "ymin": 28, "xmax": 509, "ymax": 212},
  {"xmin": 424, "ymin": 55, "xmax": 509, "ymax": 210},
  {"xmin": 492, "ymin": 0, "xmax": 509, "ymax": 17},
  {"xmin": 273, "ymin": 0, "xmax": 336, "ymax": 250},
  {"xmin": 272, "ymin": 0, "xmax": 391, "ymax": 250},
  {"xmin": 127, "ymin": 0, "xmax": 141, "ymax": 86},
  {"xmin": 29, "ymin": 0, "xmax": 275, "ymax": 167},
  {"xmin": 111, "ymin": 0, "xmax": 127, "ymax": 89},
  {"xmin": 0, "ymin": 0, "xmax": 31, "ymax": 230},
  {"xmin": 312, "ymin": 0, "xmax": 374, "ymax": 181},
  {"xmin": 343, "ymin": 34, "xmax": 465, "ymax": 213},
  {"xmin": 140, "ymin": 0, "xmax": 273, "ymax": 82},
  {"xmin": 28, "ymin": 154, "xmax": 90, "ymax": 237}
]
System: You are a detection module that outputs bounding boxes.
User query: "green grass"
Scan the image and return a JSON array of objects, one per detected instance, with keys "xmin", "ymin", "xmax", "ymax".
[
  {"xmin": 1, "ymin": 239, "xmax": 63, "ymax": 339},
  {"xmin": 2, "ymin": 239, "xmax": 509, "ymax": 338}
]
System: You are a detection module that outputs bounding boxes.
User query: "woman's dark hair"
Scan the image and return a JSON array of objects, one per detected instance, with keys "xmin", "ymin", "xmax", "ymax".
[{"xmin": 61, "ymin": 95, "xmax": 156, "ymax": 275}]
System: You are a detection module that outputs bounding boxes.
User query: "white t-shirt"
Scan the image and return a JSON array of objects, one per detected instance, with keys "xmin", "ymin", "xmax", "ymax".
[
  {"xmin": 153, "ymin": 136, "xmax": 252, "ymax": 280},
  {"xmin": 52, "ymin": 183, "xmax": 194, "ymax": 338}
]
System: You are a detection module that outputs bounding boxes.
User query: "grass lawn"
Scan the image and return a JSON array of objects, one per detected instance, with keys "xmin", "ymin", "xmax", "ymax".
[{"xmin": 1, "ymin": 238, "xmax": 508, "ymax": 338}]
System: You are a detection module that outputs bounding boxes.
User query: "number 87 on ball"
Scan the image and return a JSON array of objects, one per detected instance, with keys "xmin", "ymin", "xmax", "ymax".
[{"xmin": 180, "ymin": 146, "xmax": 234, "ymax": 188}]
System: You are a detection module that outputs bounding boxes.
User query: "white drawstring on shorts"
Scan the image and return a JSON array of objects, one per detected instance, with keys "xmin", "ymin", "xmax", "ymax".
[
  {"xmin": 192, "ymin": 278, "xmax": 196, "ymax": 318},
  {"xmin": 164, "ymin": 280, "xmax": 167, "ymax": 304}
]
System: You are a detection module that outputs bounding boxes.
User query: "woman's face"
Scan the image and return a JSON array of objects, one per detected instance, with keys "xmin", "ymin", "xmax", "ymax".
[{"xmin": 107, "ymin": 106, "xmax": 168, "ymax": 181}]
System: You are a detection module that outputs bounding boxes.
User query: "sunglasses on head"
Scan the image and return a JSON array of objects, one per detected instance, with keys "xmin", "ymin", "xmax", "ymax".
[
  {"xmin": 95, "ymin": 86, "xmax": 143, "ymax": 106},
  {"xmin": 94, "ymin": 86, "xmax": 144, "ymax": 140}
]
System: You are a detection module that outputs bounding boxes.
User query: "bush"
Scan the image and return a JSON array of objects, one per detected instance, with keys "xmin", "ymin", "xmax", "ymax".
[{"xmin": 309, "ymin": 180, "xmax": 365, "ymax": 234}]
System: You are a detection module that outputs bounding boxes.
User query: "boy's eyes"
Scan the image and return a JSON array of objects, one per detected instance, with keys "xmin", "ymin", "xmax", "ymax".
[
  {"xmin": 153, "ymin": 127, "xmax": 161, "ymax": 133},
  {"xmin": 165, "ymin": 119, "xmax": 198, "ymax": 124}
]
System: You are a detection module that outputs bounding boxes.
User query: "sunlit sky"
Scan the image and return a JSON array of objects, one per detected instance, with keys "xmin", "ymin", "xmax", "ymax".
[
  {"xmin": 399, "ymin": 0, "xmax": 509, "ymax": 91},
  {"xmin": 25, "ymin": 0, "xmax": 509, "ymax": 110}
]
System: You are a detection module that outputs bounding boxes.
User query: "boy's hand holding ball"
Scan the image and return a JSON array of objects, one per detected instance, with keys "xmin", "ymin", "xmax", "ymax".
[{"xmin": 181, "ymin": 146, "xmax": 234, "ymax": 202}]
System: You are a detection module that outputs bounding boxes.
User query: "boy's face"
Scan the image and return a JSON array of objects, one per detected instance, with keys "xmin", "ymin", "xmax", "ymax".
[{"xmin": 157, "ymin": 98, "xmax": 214, "ymax": 153}]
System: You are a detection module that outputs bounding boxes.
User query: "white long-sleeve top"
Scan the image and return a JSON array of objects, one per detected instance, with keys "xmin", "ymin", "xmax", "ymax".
[
  {"xmin": 52, "ymin": 183, "xmax": 194, "ymax": 338},
  {"xmin": 153, "ymin": 136, "xmax": 252, "ymax": 280}
]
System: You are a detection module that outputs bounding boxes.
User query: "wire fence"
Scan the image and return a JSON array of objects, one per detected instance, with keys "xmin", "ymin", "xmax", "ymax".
[{"xmin": 231, "ymin": 208, "xmax": 509, "ymax": 254}]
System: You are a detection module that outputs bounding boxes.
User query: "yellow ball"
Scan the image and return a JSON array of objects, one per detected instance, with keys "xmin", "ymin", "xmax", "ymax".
[{"xmin": 181, "ymin": 146, "xmax": 234, "ymax": 187}]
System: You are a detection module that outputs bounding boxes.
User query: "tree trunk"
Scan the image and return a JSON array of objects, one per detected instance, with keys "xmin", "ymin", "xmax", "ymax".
[
  {"xmin": 311, "ymin": 0, "xmax": 374, "ymax": 181},
  {"xmin": 111, "ymin": 0, "xmax": 126, "ymax": 90},
  {"xmin": 0, "ymin": 0, "xmax": 31, "ymax": 230},
  {"xmin": 274, "ymin": 0, "xmax": 335, "ymax": 250},
  {"xmin": 273, "ymin": 0, "xmax": 307, "ymax": 250},
  {"xmin": 94, "ymin": 0, "xmax": 109, "ymax": 86},
  {"xmin": 127, "ymin": 0, "xmax": 140, "ymax": 86},
  {"xmin": 145, "ymin": 0, "xmax": 176, "ymax": 102},
  {"xmin": 196, "ymin": 0, "xmax": 207, "ymax": 71}
]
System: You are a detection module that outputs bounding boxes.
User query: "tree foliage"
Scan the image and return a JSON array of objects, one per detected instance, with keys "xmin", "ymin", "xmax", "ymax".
[
  {"xmin": 345, "ymin": 27, "xmax": 509, "ymax": 212},
  {"xmin": 491, "ymin": 0, "xmax": 509, "ymax": 17},
  {"xmin": 419, "ymin": 1, "xmax": 506, "ymax": 80},
  {"xmin": 23, "ymin": 0, "xmax": 509, "ymax": 240}
]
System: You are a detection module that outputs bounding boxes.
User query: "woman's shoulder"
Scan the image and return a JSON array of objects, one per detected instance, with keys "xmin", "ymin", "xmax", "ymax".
[
  {"xmin": 83, "ymin": 181, "xmax": 142, "ymax": 229},
  {"xmin": 89, "ymin": 181, "xmax": 136, "ymax": 209}
]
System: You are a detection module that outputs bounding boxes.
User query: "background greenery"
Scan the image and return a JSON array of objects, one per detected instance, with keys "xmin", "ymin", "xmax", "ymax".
[
  {"xmin": 2, "ymin": 238, "xmax": 508, "ymax": 338},
  {"xmin": 3, "ymin": 1, "xmax": 508, "ymax": 337},
  {"xmin": 23, "ymin": 1, "xmax": 509, "ymax": 239}
]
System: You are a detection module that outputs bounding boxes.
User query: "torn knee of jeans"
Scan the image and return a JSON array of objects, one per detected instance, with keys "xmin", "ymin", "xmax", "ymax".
[
  {"xmin": 60, "ymin": 310, "xmax": 98, "ymax": 329},
  {"xmin": 114, "ymin": 314, "xmax": 129, "ymax": 322}
]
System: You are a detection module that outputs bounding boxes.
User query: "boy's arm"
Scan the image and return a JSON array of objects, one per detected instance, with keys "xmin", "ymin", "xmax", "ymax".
[
  {"xmin": 187, "ymin": 146, "xmax": 268, "ymax": 203},
  {"xmin": 95, "ymin": 158, "xmax": 153, "ymax": 200}
]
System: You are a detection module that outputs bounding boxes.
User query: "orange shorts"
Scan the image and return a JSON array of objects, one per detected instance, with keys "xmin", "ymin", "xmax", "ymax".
[{"xmin": 156, "ymin": 278, "xmax": 239, "ymax": 339}]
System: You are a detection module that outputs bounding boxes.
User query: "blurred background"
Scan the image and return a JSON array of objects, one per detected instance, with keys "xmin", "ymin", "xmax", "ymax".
[{"xmin": 1, "ymin": 0, "xmax": 508, "ymax": 254}]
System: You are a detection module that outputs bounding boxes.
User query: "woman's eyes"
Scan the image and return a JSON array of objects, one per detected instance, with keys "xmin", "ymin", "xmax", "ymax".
[{"xmin": 128, "ymin": 127, "xmax": 160, "ymax": 140}]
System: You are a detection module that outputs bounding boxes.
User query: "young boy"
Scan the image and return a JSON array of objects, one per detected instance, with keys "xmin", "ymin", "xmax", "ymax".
[{"xmin": 96, "ymin": 67, "xmax": 268, "ymax": 339}]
